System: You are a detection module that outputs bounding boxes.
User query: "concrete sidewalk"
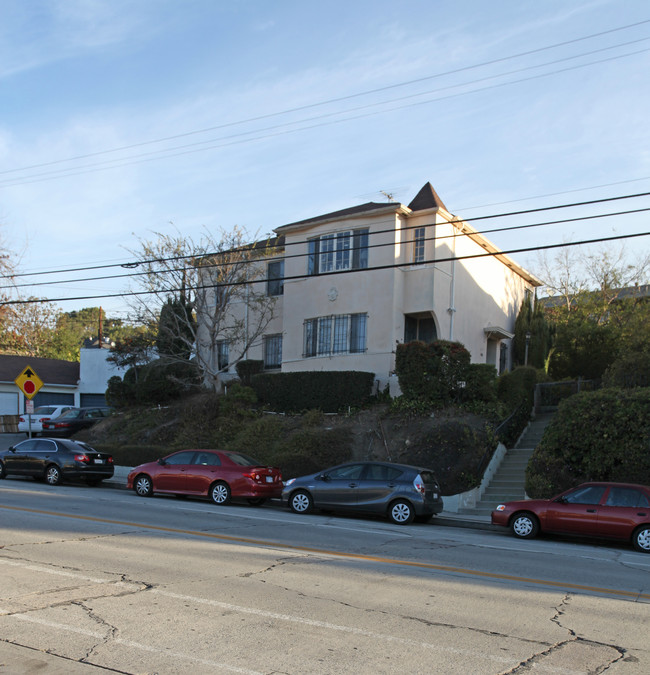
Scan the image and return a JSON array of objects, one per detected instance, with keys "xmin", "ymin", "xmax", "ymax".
[{"xmin": 107, "ymin": 465, "xmax": 496, "ymax": 531}]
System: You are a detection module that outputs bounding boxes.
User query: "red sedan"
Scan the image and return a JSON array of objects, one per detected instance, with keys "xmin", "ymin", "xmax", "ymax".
[
  {"xmin": 127, "ymin": 450, "xmax": 283, "ymax": 506},
  {"xmin": 492, "ymin": 482, "xmax": 650, "ymax": 553}
]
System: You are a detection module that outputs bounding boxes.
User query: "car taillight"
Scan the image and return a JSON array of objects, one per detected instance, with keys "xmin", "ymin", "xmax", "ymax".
[
  {"xmin": 55, "ymin": 422, "xmax": 71, "ymax": 428},
  {"xmin": 107, "ymin": 456, "xmax": 114, "ymax": 464},
  {"xmin": 413, "ymin": 477, "xmax": 426, "ymax": 495},
  {"xmin": 74, "ymin": 454, "xmax": 90, "ymax": 463},
  {"xmin": 244, "ymin": 472, "xmax": 262, "ymax": 481},
  {"xmin": 19, "ymin": 416, "xmax": 25, "ymax": 423},
  {"xmin": 38, "ymin": 417, "xmax": 51, "ymax": 423}
]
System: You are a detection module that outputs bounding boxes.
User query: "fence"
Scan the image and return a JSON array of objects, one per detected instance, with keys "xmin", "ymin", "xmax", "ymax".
[{"xmin": 534, "ymin": 379, "xmax": 599, "ymax": 413}]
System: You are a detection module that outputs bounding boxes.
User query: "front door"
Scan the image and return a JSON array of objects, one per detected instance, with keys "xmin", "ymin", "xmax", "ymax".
[{"xmin": 545, "ymin": 485, "xmax": 607, "ymax": 536}]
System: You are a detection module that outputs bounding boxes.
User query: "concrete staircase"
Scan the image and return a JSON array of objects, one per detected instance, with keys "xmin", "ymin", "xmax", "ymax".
[{"xmin": 459, "ymin": 413, "xmax": 555, "ymax": 516}]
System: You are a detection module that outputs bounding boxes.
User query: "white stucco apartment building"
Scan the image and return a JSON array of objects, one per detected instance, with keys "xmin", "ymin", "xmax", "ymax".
[{"xmin": 197, "ymin": 183, "xmax": 542, "ymax": 393}]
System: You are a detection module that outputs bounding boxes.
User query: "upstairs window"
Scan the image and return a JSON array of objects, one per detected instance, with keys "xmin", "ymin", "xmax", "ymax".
[
  {"xmin": 267, "ymin": 260, "xmax": 284, "ymax": 296},
  {"xmin": 303, "ymin": 313, "xmax": 367, "ymax": 357},
  {"xmin": 413, "ymin": 227, "xmax": 426, "ymax": 263},
  {"xmin": 308, "ymin": 228, "xmax": 369, "ymax": 275}
]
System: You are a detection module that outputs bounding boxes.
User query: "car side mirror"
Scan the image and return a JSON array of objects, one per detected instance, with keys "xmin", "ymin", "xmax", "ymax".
[
  {"xmin": 556, "ymin": 496, "xmax": 567, "ymax": 503},
  {"xmin": 157, "ymin": 458, "xmax": 167, "ymax": 466},
  {"xmin": 8, "ymin": 446, "xmax": 15, "ymax": 452},
  {"xmin": 319, "ymin": 474, "xmax": 331, "ymax": 482}
]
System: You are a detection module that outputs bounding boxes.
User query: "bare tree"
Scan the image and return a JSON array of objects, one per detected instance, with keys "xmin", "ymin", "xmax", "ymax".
[{"xmin": 125, "ymin": 225, "xmax": 278, "ymax": 391}]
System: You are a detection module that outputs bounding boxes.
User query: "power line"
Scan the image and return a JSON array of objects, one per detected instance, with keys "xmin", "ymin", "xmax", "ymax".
[
  {"xmin": 2, "ymin": 42, "xmax": 650, "ymax": 188},
  {"xmin": 4, "ymin": 204, "xmax": 650, "ymax": 292},
  {"xmin": 3, "ymin": 18, "xmax": 648, "ymax": 178},
  {"xmin": 4, "ymin": 189, "xmax": 650, "ymax": 287},
  {"xmin": 3, "ymin": 230, "xmax": 648, "ymax": 307}
]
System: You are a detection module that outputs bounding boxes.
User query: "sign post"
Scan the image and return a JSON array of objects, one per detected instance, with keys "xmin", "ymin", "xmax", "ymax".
[{"xmin": 15, "ymin": 366, "xmax": 44, "ymax": 438}]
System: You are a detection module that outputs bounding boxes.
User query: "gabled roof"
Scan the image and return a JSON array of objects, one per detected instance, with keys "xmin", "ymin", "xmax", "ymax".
[
  {"xmin": 408, "ymin": 182, "xmax": 448, "ymax": 212},
  {"xmin": 277, "ymin": 202, "xmax": 398, "ymax": 231},
  {"xmin": 0, "ymin": 354, "xmax": 79, "ymax": 386}
]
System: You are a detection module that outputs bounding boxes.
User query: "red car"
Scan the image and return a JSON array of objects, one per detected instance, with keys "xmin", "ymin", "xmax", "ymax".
[
  {"xmin": 127, "ymin": 449, "xmax": 282, "ymax": 505},
  {"xmin": 492, "ymin": 482, "xmax": 650, "ymax": 553}
]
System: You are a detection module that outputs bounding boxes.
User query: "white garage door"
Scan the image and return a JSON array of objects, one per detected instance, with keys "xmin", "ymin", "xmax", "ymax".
[{"xmin": 0, "ymin": 392, "xmax": 19, "ymax": 415}]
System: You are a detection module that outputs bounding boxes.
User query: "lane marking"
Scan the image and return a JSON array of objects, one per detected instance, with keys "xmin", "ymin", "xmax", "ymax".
[{"xmin": 2, "ymin": 503, "xmax": 649, "ymax": 600}]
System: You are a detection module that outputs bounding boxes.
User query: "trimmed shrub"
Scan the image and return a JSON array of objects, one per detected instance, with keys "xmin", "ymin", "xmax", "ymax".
[
  {"xmin": 236, "ymin": 359, "xmax": 264, "ymax": 386},
  {"xmin": 273, "ymin": 427, "xmax": 352, "ymax": 479},
  {"xmin": 463, "ymin": 363, "xmax": 498, "ymax": 403},
  {"xmin": 395, "ymin": 340, "xmax": 471, "ymax": 406},
  {"xmin": 251, "ymin": 371, "xmax": 374, "ymax": 413},
  {"xmin": 525, "ymin": 388, "xmax": 650, "ymax": 498}
]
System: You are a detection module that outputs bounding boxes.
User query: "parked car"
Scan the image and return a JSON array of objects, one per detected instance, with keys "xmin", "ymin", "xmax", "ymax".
[
  {"xmin": 282, "ymin": 461, "xmax": 444, "ymax": 525},
  {"xmin": 0, "ymin": 437, "xmax": 114, "ymax": 486},
  {"xmin": 127, "ymin": 450, "xmax": 283, "ymax": 505},
  {"xmin": 491, "ymin": 482, "xmax": 650, "ymax": 553},
  {"xmin": 18, "ymin": 405, "xmax": 76, "ymax": 435},
  {"xmin": 41, "ymin": 406, "xmax": 113, "ymax": 437}
]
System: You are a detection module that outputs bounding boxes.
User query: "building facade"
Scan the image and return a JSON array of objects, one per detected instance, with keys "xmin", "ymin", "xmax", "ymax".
[{"xmin": 198, "ymin": 183, "xmax": 541, "ymax": 393}]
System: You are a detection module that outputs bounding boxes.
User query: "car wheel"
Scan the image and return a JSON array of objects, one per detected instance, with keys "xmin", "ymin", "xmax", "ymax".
[
  {"xmin": 210, "ymin": 481, "xmax": 231, "ymax": 505},
  {"xmin": 388, "ymin": 499, "xmax": 415, "ymax": 525},
  {"xmin": 45, "ymin": 465, "xmax": 62, "ymax": 486},
  {"xmin": 632, "ymin": 525, "xmax": 650, "ymax": 553},
  {"xmin": 510, "ymin": 512, "xmax": 539, "ymax": 539},
  {"xmin": 0, "ymin": 461, "xmax": 5, "ymax": 479},
  {"xmin": 247, "ymin": 498, "xmax": 266, "ymax": 506},
  {"xmin": 134, "ymin": 474, "xmax": 153, "ymax": 497},
  {"xmin": 289, "ymin": 490, "xmax": 313, "ymax": 514}
]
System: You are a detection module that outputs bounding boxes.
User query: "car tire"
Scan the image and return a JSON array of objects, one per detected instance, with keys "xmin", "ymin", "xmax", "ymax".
[
  {"xmin": 45, "ymin": 465, "xmax": 62, "ymax": 486},
  {"xmin": 289, "ymin": 490, "xmax": 313, "ymax": 514},
  {"xmin": 210, "ymin": 481, "xmax": 231, "ymax": 505},
  {"xmin": 510, "ymin": 512, "xmax": 539, "ymax": 539},
  {"xmin": 247, "ymin": 498, "xmax": 266, "ymax": 506},
  {"xmin": 388, "ymin": 499, "xmax": 415, "ymax": 525},
  {"xmin": 134, "ymin": 474, "xmax": 153, "ymax": 497},
  {"xmin": 632, "ymin": 525, "xmax": 650, "ymax": 553},
  {"xmin": 0, "ymin": 460, "xmax": 5, "ymax": 479}
]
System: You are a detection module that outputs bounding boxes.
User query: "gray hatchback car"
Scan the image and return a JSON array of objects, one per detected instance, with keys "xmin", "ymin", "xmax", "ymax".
[{"xmin": 282, "ymin": 461, "xmax": 444, "ymax": 525}]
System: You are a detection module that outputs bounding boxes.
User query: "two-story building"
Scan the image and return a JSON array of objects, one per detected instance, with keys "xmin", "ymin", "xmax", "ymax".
[{"xmin": 197, "ymin": 183, "xmax": 541, "ymax": 393}]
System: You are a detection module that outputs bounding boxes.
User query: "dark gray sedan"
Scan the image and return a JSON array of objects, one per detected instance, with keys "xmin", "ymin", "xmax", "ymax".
[
  {"xmin": 0, "ymin": 438, "xmax": 114, "ymax": 486},
  {"xmin": 282, "ymin": 461, "xmax": 444, "ymax": 525}
]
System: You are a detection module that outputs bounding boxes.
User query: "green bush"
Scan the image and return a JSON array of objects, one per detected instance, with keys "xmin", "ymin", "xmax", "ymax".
[
  {"xmin": 525, "ymin": 388, "xmax": 650, "ymax": 498},
  {"xmin": 274, "ymin": 427, "xmax": 352, "ymax": 479},
  {"xmin": 497, "ymin": 366, "xmax": 536, "ymax": 409},
  {"xmin": 236, "ymin": 360, "xmax": 264, "ymax": 386},
  {"xmin": 395, "ymin": 340, "xmax": 471, "ymax": 406},
  {"xmin": 463, "ymin": 363, "xmax": 498, "ymax": 403},
  {"xmin": 401, "ymin": 421, "xmax": 496, "ymax": 495},
  {"xmin": 251, "ymin": 371, "xmax": 375, "ymax": 413},
  {"xmin": 603, "ymin": 352, "xmax": 650, "ymax": 389}
]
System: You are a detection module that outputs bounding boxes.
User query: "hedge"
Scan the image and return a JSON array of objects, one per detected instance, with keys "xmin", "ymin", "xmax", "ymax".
[
  {"xmin": 525, "ymin": 388, "xmax": 650, "ymax": 498},
  {"xmin": 250, "ymin": 371, "xmax": 375, "ymax": 413}
]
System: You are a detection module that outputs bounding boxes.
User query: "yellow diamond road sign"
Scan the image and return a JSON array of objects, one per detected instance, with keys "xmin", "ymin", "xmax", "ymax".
[{"xmin": 15, "ymin": 365, "xmax": 44, "ymax": 400}]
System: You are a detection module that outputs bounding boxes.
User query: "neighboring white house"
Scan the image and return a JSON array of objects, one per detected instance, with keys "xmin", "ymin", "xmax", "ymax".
[
  {"xmin": 197, "ymin": 183, "xmax": 542, "ymax": 393},
  {"xmin": 0, "ymin": 345, "xmax": 127, "ymax": 415}
]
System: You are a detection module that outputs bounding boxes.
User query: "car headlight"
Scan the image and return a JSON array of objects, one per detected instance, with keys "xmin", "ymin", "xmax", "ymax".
[
  {"xmin": 284, "ymin": 478, "xmax": 296, "ymax": 487},
  {"xmin": 495, "ymin": 504, "xmax": 506, "ymax": 511}
]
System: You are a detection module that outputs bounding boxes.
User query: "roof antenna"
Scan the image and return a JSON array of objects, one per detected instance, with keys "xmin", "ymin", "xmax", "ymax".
[{"xmin": 380, "ymin": 190, "xmax": 396, "ymax": 202}]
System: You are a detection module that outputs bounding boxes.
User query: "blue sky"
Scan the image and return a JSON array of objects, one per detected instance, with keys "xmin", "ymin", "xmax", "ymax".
[{"xmin": 1, "ymin": 0, "xmax": 649, "ymax": 316}]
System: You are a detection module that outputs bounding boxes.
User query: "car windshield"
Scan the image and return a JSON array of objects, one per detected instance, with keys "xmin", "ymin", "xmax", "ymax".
[
  {"xmin": 225, "ymin": 452, "xmax": 262, "ymax": 466},
  {"xmin": 57, "ymin": 409, "xmax": 82, "ymax": 419}
]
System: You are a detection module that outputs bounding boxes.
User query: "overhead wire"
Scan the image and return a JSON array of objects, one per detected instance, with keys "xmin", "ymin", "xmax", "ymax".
[
  {"xmin": 2, "ymin": 32, "xmax": 650, "ymax": 189},
  {"xmin": 4, "ymin": 189, "xmax": 650, "ymax": 286},
  {"xmin": 3, "ymin": 18, "xmax": 649, "ymax": 178}
]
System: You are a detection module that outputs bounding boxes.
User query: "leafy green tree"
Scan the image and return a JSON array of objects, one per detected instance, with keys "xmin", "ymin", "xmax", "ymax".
[{"xmin": 513, "ymin": 295, "xmax": 551, "ymax": 369}]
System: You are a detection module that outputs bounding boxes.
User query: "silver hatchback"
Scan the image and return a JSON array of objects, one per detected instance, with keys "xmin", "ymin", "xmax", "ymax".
[{"xmin": 282, "ymin": 461, "xmax": 444, "ymax": 525}]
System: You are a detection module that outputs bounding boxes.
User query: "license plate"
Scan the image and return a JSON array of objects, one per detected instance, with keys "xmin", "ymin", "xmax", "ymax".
[
  {"xmin": 265, "ymin": 476, "xmax": 274, "ymax": 483},
  {"xmin": 94, "ymin": 459, "xmax": 104, "ymax": 464}
]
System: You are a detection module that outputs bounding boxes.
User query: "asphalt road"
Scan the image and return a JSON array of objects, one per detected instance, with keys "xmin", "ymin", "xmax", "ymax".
[{"xmin": 1, "ymin": 468, "xmax": 649, "ymax": 674}]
